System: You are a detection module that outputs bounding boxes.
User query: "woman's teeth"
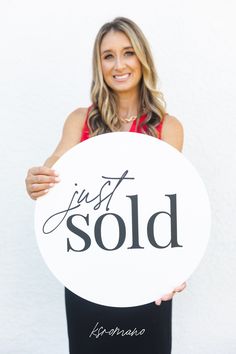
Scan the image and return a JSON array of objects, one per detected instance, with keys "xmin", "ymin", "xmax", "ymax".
[{"xmin": 113, "ymin": 74, "xmax": 130, "ymax": 80}]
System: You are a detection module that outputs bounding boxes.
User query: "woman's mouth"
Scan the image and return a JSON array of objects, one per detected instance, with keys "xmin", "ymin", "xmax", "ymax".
[{"xmin": 113, "ymin": 73, "xmax": 131, "ymax": 81}]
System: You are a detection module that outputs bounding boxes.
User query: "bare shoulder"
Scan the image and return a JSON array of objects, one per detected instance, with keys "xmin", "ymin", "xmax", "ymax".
[
  {"xmin": 48, "ymin": 107, "xmax": 89, "ymax": 161},
  {"xmin": 64, "ymin": 107, "xmax": 88, "ymax": 129},
  {"xmin": 161, "ymin": 114, "xmax": 184, "ymax": 152},
  {"xmin": 61, "ymin": 106, "xmax": 89, "ymax": 144}
]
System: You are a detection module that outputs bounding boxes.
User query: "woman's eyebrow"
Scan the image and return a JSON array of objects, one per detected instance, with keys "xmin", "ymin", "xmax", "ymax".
[{"xmin": 101, "ymin": 46, "xmax": 134, "ymax": 55}]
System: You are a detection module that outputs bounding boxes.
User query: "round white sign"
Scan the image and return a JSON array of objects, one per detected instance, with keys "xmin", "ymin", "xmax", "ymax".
[{"xmin": 35, "ymin": 132, "xmax": 211, "ymax": 307}]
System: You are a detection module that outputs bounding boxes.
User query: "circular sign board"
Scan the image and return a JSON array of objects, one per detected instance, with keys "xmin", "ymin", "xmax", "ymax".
[{"xmin": 35, "ymin": 132, "xmax": 211, "ymax": 307}]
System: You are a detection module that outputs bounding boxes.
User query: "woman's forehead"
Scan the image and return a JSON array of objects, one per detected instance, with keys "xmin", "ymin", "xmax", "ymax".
[{"xmin": 100, "ymin": 30, "xmax": 132, "ymax": 53}]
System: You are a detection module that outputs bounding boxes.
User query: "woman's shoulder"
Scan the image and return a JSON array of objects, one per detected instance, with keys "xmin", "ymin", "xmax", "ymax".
[
  {"xmin": 162, "ymin": 114, "xmax": 183, "ymax": 133},
  {"xmin": 64, "ymin": 107, "xmax": 89, "ymax": 128},
  {"xmin": 59, "ymin": 106, "xmax": 90, "ymax": 145},
  {"xmin": 161, "ymin": 114, "xmax": 184, "ymax": 152},
  {"xmin": 47, "ymin": 107, "xmax": 90, "ymax": 161}
]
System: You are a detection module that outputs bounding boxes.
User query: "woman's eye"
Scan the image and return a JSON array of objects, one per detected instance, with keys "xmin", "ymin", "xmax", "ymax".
[
  {"xmin": 104, "ymin": 54, "xmax": 113, "ymax": 60},
  {"xmin": 125, "ymin": 51, "xmax": 135, "ymax": 56}
]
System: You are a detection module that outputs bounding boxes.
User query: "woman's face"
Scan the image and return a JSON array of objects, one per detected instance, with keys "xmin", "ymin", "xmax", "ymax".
[{"xmin": 100, "ymin": 30, "xmax": 142, "ymax": 95}]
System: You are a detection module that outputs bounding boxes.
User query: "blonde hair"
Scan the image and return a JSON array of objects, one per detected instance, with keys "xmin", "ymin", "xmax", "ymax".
[{"xmin": 89, "ymin": 17, "xmax": 166, "ymax": 137}]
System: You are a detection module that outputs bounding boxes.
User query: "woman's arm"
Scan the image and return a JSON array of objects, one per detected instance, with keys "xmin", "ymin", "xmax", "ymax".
[
  {"xmin": 25, "ymin": 108, "xmax": 88, "ymax": 200},
  {"xmin": 161, "ymin": 114, "xmax": 184, "ymax": 152}
]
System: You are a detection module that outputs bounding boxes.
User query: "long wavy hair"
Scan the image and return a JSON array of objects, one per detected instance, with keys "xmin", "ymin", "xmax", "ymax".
[{"xmin": 89, "ymin": 17, "xmax": 167, "ymax": 137}]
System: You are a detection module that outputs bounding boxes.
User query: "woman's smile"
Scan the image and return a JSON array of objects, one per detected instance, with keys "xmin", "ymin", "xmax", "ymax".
[{"xmin": 113, "ymin": 73, "xmax": 131, "ymax": 82}]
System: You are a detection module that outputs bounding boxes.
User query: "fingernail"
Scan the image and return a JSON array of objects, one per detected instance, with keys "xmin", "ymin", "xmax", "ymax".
[
  {"xmin": 44, "ymin": 189, "xmax": 49, "ymax": 193},
  {"xmin": 49, "ymin": 183, "xmax": 54, "ymax": 187},
  {"xmin": 53, "ymin": 170, "xmax": 59, "ymax": 176},
  {"xmin": 55, "ymin": 177, "xmax": 61, "ymax": 182}
]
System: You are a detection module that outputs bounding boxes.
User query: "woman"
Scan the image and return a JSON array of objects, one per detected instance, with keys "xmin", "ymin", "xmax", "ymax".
[{"xmin": 26, "ymin": 17, "xmax": 186, "ymax": 354}]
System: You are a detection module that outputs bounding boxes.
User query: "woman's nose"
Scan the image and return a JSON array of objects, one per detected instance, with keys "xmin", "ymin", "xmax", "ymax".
[{"xmin": 114, "ymin": 56, "xmax": 126, "ymax": 70}]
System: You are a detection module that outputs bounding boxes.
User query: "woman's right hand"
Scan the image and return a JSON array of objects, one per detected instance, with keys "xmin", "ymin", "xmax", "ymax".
[{"xmin": 25, "ymin": 166, "xmax": 60, "ymax": 200}]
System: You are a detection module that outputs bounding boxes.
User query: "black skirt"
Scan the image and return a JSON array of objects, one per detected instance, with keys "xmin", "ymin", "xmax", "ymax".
[{"xmin": 65, "ymin": 288, "xmax": 172, "ymax": 354}]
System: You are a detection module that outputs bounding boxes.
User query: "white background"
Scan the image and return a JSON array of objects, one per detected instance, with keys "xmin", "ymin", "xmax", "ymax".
[{"xmin": 0, "ymin": 0, "xmax": 235, "ymax": 353}]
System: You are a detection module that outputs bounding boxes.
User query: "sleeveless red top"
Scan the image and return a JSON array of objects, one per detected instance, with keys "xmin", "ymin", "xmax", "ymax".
[{"xmin": 80, "ymin": 106, "xmax": 165, "ymax": 142}]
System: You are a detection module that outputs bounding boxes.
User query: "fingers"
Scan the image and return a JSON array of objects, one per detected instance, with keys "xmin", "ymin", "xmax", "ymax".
[
  {"xmin": 31, "ymin": 182, "xmax": 54, "ymax": 192},
  {"xmin": 25, "ymin": 166, "xmax": 60, "ymax": 200},
  {"xmin": 155, "ymin": 282, "xmax": 187, "ymax": 306},
  {"xmin": 155, "ymin": 292, "xmax": 173, "ymax": 306},
  {"xmin": 173, "ymin": 282, "xmax": 187, "ymax": 293},
  {"xmin": 29, "ymin": 166, "xmax": 59, "ymax": 177},
  {"xmin": 30, "ymin": 189, "xmax": 50, "ymax": 200},
  {"xmin": 155, "ymin": 299, "xmax": 162, "ymax": 306},
  {"xmin": 161, "ymin": 292, "xmax": 174, "ymax": 301},
  {"xmin": 28, "ymin": 175, "xmax": 60, "ymax": 188}
]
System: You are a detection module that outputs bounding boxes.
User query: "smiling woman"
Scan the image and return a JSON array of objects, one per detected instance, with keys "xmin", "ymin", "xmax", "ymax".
[
  {"xmin": 25, "ymin": 16, "xmax": 185, "ymax": 354},
  {"xmin": 88, "ymin": 18, "xmax": 171, "ymax": 138}
]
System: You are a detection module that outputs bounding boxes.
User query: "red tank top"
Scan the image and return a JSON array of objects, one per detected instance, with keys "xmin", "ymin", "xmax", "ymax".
[{"xmin": 80, "ymin": 106, "xmax": 165, "ymax": 142}]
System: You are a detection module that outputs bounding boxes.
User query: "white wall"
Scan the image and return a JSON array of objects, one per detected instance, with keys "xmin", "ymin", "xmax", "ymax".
[{"xmin": 0, "ymin": 0, "xmax": 236, "ymax": 353}]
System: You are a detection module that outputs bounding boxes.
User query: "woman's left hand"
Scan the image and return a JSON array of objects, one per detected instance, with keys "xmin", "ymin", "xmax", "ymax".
[{"xmin": 155, "ymin": 282, "xmax": 187, "ymax": 306}]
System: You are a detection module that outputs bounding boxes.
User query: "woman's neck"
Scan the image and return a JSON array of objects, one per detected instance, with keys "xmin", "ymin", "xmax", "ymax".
[{"xmin": 116, "ymin": 90, "xmax": 140, "ymax": 119}]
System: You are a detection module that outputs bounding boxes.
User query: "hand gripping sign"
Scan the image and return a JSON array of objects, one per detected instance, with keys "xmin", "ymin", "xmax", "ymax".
[{"xmin": 35, "ymin": 132, "xmax": 211, "ymax": 307}]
